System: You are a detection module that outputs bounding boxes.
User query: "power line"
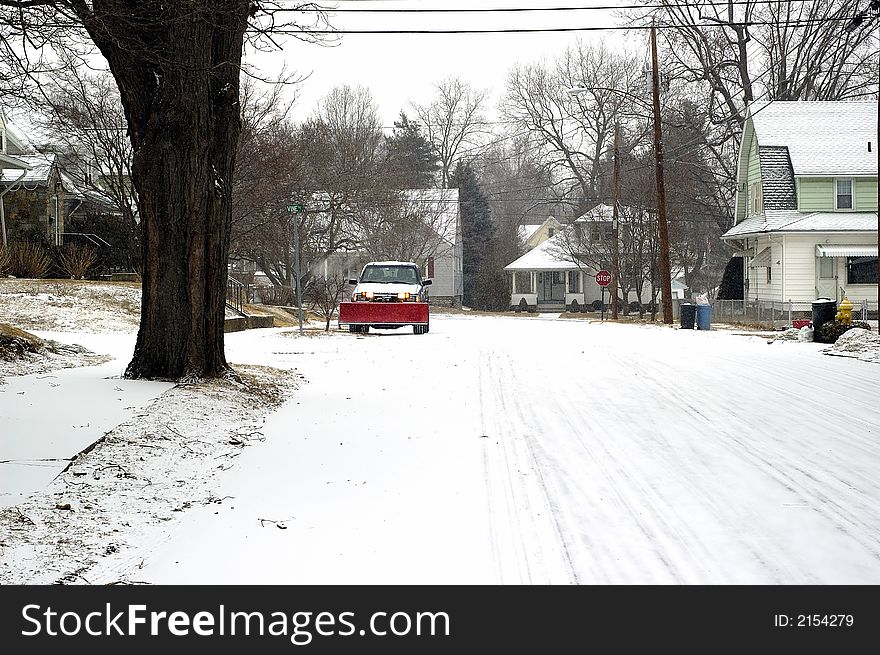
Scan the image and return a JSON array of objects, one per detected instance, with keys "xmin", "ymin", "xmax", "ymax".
[
  {"xmin": 263, "ymin": 16, "xmax": 864, "ymax": 35},
  {"xmin": 274, "ymin": 1, "xmax": 762, "ymax": 14}
]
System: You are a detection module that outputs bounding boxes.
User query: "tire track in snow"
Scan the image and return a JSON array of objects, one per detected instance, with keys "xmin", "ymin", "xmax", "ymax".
[
  {"xmin": 610, "ymin": 352, "xmax": 880, "ymax": 579},
  {"xmin": 477, "ymin": 349, "xmax": 578, "ymax": 584}
]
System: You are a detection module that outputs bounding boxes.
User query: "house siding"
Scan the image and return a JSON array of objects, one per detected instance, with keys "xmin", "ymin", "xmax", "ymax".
[
  {"xmin": 855, "ymin": 177, "xmax": 878, "ymax": 211},
  {"xmin": 797, "ymin": 177, "xmax": 834, "ymax": 211},
  {"xmin": 746, "ymin": 237, "xmax": 783, "ymax": 300},
  {"xmin": 746, "ymin": 233, "xmax": 877, "ymax": 304},
  {"xmin": 746, "ymin": 132, "xmax": 762, "ymax": 215}
]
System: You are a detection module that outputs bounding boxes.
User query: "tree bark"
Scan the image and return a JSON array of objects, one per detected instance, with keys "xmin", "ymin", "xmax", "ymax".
[{"xmin": 79, "ymin": 1, "xmax": 251, "ymax": 380}]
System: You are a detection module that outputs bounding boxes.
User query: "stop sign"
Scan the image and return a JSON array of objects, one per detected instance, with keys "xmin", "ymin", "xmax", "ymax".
[{"xmin": 595, "ymin": 270, "xmax": 612, "ymax": 287}]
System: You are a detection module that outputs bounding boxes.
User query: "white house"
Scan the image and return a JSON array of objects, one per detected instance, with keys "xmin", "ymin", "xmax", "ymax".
[
  {"xmin": 504, "ymin": 204, "xmax": 687, "ymax": 312},
  {"xmin": 721, "ymin": 102, "xmax": 878, "ymax": 307}
]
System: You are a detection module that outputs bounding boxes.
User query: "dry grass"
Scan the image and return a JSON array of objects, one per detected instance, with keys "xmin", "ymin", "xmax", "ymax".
[{"xmin": 0, "ymin": 323, "xmax": 45, "ymax": 360}]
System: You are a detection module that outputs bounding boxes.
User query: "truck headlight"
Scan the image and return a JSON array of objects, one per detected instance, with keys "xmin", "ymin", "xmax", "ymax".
[{"xmin": 397, "ymin": 292, "xmax": 411, "ymax": 300}]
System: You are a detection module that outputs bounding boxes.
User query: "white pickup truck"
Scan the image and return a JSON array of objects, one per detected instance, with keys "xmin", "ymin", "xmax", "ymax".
[{"xmin": 338, "ymin": 261, "xmax": 433, "ymax": 334}]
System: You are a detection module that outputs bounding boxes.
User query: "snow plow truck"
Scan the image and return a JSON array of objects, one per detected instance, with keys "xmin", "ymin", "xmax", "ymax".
[{"xmin": 338, "ymin": 261, "xmax": 431, "ymax": 334}]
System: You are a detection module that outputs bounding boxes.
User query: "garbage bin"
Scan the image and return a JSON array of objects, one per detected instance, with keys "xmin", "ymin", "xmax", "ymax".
[
  {"xmin": 811, "ymin": 298, "xmax": 836, "ymax": 334},
  {"xmin": 696, "ymin": 303, "xmax": 712, "ymax": 330},
  {"xmin": 680, "ymin": 303, "xmax": 696, "ymax": 329}
]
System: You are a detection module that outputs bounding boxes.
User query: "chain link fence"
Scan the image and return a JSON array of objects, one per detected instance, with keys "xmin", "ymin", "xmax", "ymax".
[{"xmin": 711, "ymin": 299, "xmax": 877, "ymax": 329}]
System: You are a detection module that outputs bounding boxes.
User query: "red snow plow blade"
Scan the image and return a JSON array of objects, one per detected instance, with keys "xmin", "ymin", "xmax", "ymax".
[{"xmin": 338, "ymin": 301, "xmax": 428, "ymax": 327}]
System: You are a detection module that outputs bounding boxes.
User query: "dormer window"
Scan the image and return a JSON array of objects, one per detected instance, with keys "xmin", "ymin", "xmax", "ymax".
[{"xmin": 835, "ymin": 178, "xmax": 853, "ymax": 210}]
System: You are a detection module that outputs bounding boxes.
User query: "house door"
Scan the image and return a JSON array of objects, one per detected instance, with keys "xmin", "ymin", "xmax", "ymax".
[
  {"xmin": 539, "ymin": 271, "xmax": 566, "ymax": 303},
  {"xmin": 816, "ymin": 256, "xmax": 838, "ymax": 300}
]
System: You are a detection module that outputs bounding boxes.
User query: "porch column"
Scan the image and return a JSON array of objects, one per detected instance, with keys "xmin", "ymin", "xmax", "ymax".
[{"xmin": 511, "ymin": 271, "xmax": 517, "ymax": 294}]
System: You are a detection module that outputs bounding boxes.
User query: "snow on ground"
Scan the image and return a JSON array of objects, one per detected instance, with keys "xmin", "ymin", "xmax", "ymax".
[
  {"xmin": 0, "ymin": 279, "xmax": 141, "ymax": 333},
  {"xmin": 823, "ymin": 328, "xmax": 880, "ymax": 364},
  {"xmin": 0, "ymin": 327, "xmax": 110, "ymax": 382},
  {"xmin": 0, "ymin": 363, "xmax": 299, "ymax": 584},
  {"xmin": 57, "ymin": 314, "xmax": 878, "ymax": 586},
  {"xmin": 2, "ymin": 281, "xmax": 879, "ymax": 585},
  {"xmin": 0, "ymin": 332, "xmax": 173, "ymax": 508}
]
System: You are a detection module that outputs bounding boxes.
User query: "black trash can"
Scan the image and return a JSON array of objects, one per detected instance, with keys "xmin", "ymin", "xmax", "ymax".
[
  {"xmin": 680, "ymin": 303, "xmax": 696, "ymax": 329},
  {"xmin": 811, "ymin": 298, "xmax": 836, "ymax": 333}
]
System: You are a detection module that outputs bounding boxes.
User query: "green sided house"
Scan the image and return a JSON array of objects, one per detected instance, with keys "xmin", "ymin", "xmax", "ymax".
[{"xmin": 722, "ymin": 101, "xmax": 877, "ymax": 310}]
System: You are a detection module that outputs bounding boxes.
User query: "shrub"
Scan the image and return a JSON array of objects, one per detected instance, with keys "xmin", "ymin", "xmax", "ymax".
[
  {"xmin": 57, "ymin": 243, "xmax": 99, "ymax": 279},
  {"xmin": 8, "ymin": 242, "xmax": 52, "ymax": 279},
  {"xmin": 0, "ymin": 245, "xmax": 10, "ymax": 276},
  {"xmin": 816, "ymin": 320, "xmax": 872, "ymax": 344}
]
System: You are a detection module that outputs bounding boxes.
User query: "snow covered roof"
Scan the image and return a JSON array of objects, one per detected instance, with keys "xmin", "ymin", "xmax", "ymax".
[
  {"xmin": 518, "ymin": 224, "xmax": 541, "ymax": 240},
  {"xmin": 748, "ymin": 101, "xmax": 877, "ymax": 176},
  {"xmin": 575, "ymin": 203, "xmax": 616, "ymax": 222},
  {"xmin": 0, "ymin": 152, "xmax": 29, "ymax": 170},
  {"xmin": 722, "ymin": 210, "xmax": 877, "ymax": 238},
  {"xmin": 504, "ymin": 233, "xmax": 578, "ymax": 271},
  {"xmin": 0, "ymin": 153, "xmax": 54, "ymax": 186}
]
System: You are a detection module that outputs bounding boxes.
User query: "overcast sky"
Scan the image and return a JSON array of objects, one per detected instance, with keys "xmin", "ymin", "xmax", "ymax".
[{"xmin": 246, "ymin": 0, "xmax": 632, "ymax": 127}]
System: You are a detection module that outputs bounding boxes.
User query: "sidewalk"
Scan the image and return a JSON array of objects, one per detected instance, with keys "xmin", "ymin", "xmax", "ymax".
[{"xmin": 0, "ymin": 332, "xmax": 174, "ymax": 508}]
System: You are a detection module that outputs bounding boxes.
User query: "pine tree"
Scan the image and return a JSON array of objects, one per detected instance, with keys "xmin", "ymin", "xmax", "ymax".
[
  {"xmin": 449, "ymin": 161, "xmax": 496, "ymax": 308},
  {"xmin": 384, "ymin": 112, "xmax": 439, "ymax": 189}
]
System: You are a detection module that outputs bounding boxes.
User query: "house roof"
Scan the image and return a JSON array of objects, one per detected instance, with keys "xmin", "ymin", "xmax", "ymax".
[
  {"xmin": 748, "ymin": 101, "xmax": 877, "ymax": 176},
  {"xmin": 0, "ymin": 153, "xmax": 54, "ymax": 186},
  {"xmin": 722, "ymin": 210, "xmax": 877, "ymax": 238},
  {"xmin": 504, "ymin": 232, "xmax": 579, "ymax": 271},
  {"xmin": 575, "ymin": 203, "xmax": 616, "ymax": 222},
  {"xmin": 0, "ymin": 152, "xmax": 30, "ymax": 170},
  {"xmin": 518, "ymin": 224, "xmax": 541, "ymax": 240}
]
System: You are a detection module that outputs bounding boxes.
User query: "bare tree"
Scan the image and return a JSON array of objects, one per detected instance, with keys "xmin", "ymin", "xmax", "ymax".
[
  {"xmin": 305, "ymin": 274, "xmax": 348, "ymax": 332},
  {"xmin": 502, "ymin": 41, "xmax": 645, "ymax": 210},
  {"xmin": 0, "ymin": 1, "xmax": 329, "ymax": 381},
  {"xmin": 413, "ymin": 77, "xmax": 489, "ymax": 188},
  {"xmin": 34, "ymin": 68, "xmax": 137, "ymax": 224}
]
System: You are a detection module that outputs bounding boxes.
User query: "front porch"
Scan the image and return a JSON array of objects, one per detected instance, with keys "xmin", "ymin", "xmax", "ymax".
[{"xmin": 508, "ymin": 269, "xmax": 601, "ymax": 311}]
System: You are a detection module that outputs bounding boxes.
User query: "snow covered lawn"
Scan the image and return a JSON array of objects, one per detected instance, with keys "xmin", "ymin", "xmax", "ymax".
[{"xmin": 60, "ymin": 314, "xmax": 879, "ymax": 585}]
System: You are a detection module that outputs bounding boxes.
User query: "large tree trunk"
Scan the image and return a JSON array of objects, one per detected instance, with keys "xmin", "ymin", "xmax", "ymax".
[{"xmin": 81, "ymin": 1, "xmax": 251, "ymax": 380}]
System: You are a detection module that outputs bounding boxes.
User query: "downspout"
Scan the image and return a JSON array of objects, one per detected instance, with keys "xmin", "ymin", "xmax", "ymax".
[{"xmin": 0, "ymin": 169, "xmax": 28, "ymax": 249}]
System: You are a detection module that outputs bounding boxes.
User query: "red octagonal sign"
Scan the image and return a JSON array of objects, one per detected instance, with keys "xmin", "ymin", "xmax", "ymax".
[{"xmin": 595, "ymin": 270, "xmax": 612, "ymax": 287}]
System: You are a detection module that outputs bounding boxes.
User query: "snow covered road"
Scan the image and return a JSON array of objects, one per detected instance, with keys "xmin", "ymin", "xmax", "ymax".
[{"xmin": 120, "ymin": 315, "xmax": 880, "ymax": 584}]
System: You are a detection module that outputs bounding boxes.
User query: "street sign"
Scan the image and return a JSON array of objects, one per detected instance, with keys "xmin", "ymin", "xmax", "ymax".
[
  {"xmin": 287, "ymin": 204, "xmax": 303, "ymax": 213},
  {"xmin": 595, "ymin": 270, "xmax": 612, "ymax": 287}
]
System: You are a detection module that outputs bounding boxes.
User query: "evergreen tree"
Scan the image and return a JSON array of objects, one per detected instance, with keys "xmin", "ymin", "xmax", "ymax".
[
  {"xmin": 449, "ymin": 161, "xmax": 496, "ymax": 308},
  {"xmin": 384, "ymin": 112, "xmax": 439, "ymax": 189}
]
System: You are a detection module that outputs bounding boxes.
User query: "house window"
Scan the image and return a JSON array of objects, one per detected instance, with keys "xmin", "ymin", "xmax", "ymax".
[
  {"xmin": 847, "ymin": 256, "xmax": 877, "ymax": 285},
  {"xmin": 515, "ymin": 271, "xmax": 533, "ymax": 293},
  {"xmin": 818, "ymin": 257, "xmax": 834, "ymax": 279},
  {"xmin": 835, "ymin": 179, "xmax": 853, "ymax": 210},
  {"xmin": 766, "ymin": 266, "xmax": 772, "ymax": 283},
  {"xmin": 567, "ymin": 271, "xmax": 579, "ymax": 293},
  {"xmin": 548, "ymin": 227, "xmax": 555, "ymax": 238},
  {"xmin": 750, "ymin": 182, "xmax": 762, "ymax": 215}
]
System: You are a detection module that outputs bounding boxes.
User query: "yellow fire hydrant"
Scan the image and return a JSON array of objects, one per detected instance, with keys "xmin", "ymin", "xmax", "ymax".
[{"xmin": 836, "ymin": 296, "xmax": 853, "ymax": 324}]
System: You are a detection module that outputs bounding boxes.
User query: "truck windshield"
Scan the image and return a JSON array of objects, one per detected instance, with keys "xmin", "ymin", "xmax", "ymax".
[{"xmin": 360, "ymin": 265, "xmax": 420, "ymax": 284}]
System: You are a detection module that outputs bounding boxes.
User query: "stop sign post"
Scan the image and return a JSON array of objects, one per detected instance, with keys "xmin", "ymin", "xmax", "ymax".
[{"xmin": 595, "ymin": 270, "xmax": 611, "ymax": 321}]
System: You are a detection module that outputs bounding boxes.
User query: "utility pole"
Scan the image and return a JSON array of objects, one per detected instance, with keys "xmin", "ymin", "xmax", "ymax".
[
  {"xmin": 287, "ymin": 203, "xmax": 305, "ymax": 334},
  {"xmin": 650, "ymin": 24, "xmax": 674, "ymax": 325},
  {"xmin": 611, "ymin": 122, "xmax": 621, "ymax": 320}
]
